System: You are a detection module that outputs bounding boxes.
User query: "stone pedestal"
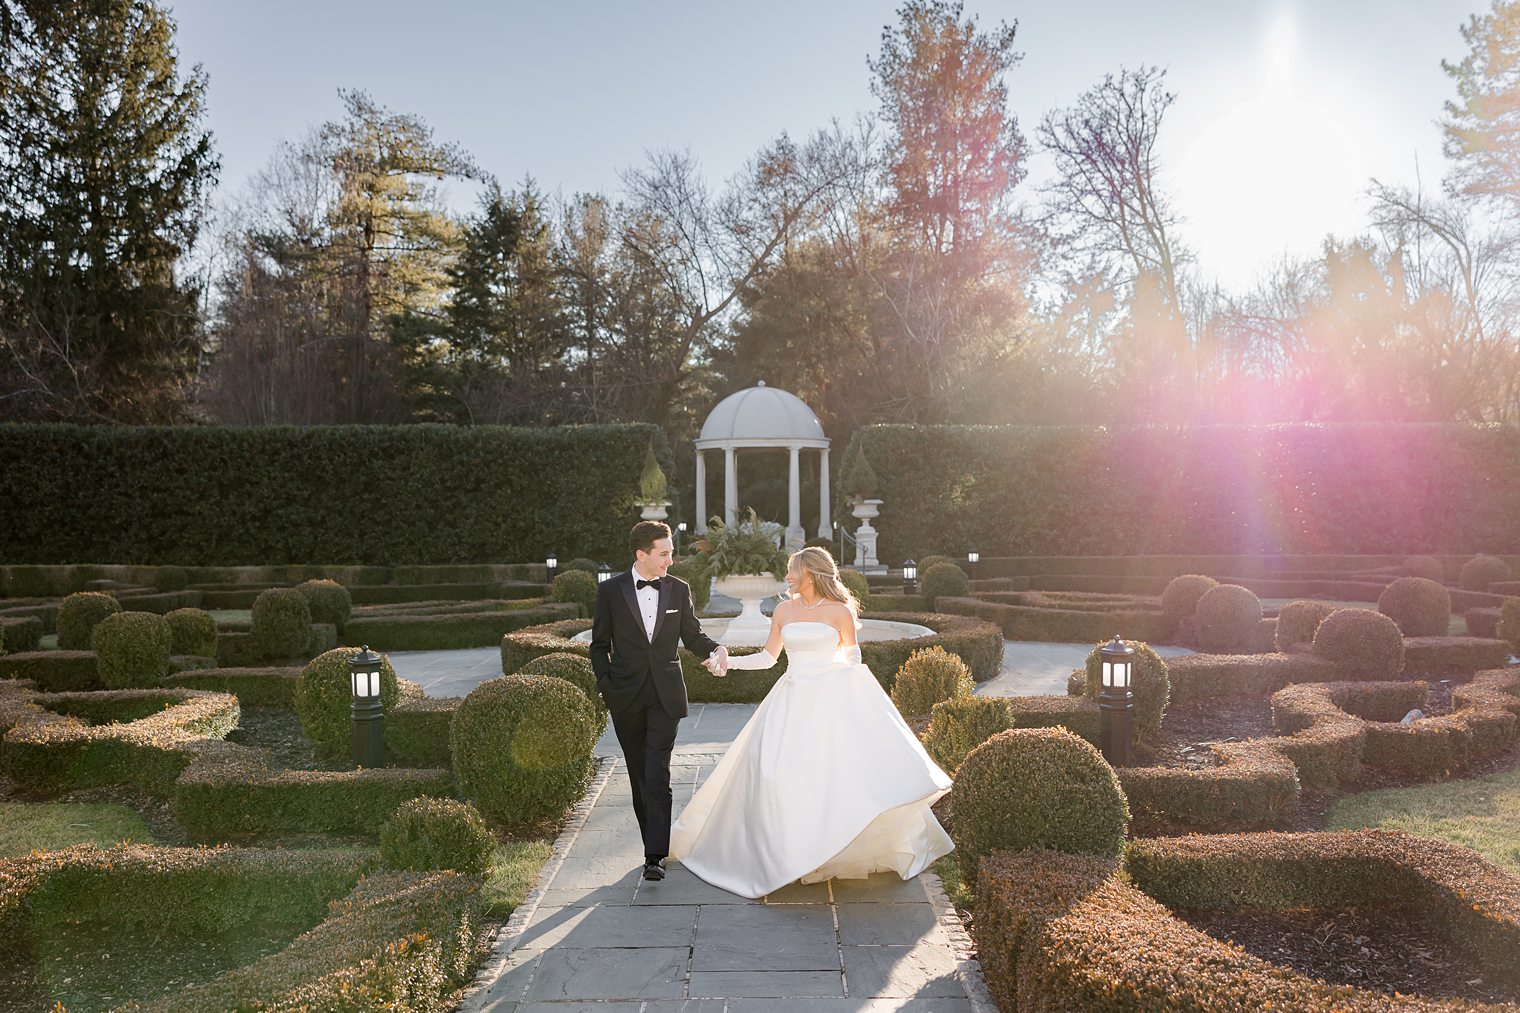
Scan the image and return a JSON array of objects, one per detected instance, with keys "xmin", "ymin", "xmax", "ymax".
[
  {"xmin": 712, "ymin": 574, "xmax": 786, "ymax": 645},
  {"xmin": 852, "ymin": 499, "xmax": 884, "ymax": 572}
]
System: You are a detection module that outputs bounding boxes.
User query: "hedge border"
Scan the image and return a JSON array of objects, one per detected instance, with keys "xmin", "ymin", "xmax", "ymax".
[
  {"xmin": 0, "ymin": 844, "xmax": 481, "ymax": 1013},
  {"xmin": 972, "ymin": 830, "xmax": 1520, "ymax": 1013}
]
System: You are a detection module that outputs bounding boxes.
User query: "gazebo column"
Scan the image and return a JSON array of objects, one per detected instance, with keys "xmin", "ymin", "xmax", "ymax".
[
  {"xmin": 786, "ymin": 444, "xmax": 803, "ymax": 548},
  {"xmin": 724, "ymin": 446, "xmax": 737, "ymax": 528},
  {"xmin": 816, "ymin": 446, "xmax": 831, "ymax": 538},
  {"xmin": 694, "ymin": 449, "xmax": 708, "ymax": 533}
]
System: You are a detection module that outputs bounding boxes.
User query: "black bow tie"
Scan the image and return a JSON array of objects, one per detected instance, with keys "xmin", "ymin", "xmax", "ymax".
[{"xmin": 636, "ymin": 577, "xmax": 662, "ymax": 590}]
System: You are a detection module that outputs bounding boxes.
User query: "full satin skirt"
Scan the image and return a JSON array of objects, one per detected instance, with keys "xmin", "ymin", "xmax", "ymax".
[{"xmin": 668, "ymin": 658, "xmax": 953, "ymax": 899}]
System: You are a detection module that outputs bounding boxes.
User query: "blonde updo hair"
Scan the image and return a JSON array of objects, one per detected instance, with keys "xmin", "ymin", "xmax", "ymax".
[{"xmin": 788, "ymin": 546, "xmax": 862, "ymax": 625}]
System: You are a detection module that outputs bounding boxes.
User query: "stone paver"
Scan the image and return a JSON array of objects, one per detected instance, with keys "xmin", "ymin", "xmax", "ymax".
[{"xmin": 455, "ymin": 715, "xmax": 991, "ymax": 1012}]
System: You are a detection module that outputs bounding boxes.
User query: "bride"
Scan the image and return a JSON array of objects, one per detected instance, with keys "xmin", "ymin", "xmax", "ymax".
[{"xmin": 668, "ymin": 546, "xmax": 954, "ymax": 899}]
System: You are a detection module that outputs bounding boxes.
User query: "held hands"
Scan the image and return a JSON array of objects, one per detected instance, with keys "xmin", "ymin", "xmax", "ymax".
[{"xmin": 702, "ymin": 645, "xmax": 730, "ymax": 678}]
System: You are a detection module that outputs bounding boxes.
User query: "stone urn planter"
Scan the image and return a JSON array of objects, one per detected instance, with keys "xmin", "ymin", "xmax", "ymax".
[
  {"xmin": 639, "ymin": 500, "xmax": 671, "ymax": 521},
  {"xmin": 712, "ymin": 573, "xmax": 786, "ymax": 645},
  {"xmin": 851, "ymin": 498, "xmax": 883, "ymax": 567}
]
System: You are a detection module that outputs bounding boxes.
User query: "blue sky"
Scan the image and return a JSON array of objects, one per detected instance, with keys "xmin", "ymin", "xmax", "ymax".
[{"xmin": 168, "ymin": 0, "xmax": 1484, "ymax": 292}]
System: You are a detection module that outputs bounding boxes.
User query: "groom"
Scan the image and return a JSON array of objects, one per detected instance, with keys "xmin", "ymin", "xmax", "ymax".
[{"xmin": 591, "ymin": 520, "xmax": 728, "ymax": 881}]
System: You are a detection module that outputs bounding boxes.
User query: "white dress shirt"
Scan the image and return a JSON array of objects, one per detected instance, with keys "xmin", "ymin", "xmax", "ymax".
[{"xmin": 632, "ymin": 564, "xmax": 660, "ymax": 641}]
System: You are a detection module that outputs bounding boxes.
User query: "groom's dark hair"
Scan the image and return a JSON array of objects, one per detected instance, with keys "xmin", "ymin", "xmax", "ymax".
[{"xmin": 630, "ymin": 520, "xmax": 671, "ymax": 557}]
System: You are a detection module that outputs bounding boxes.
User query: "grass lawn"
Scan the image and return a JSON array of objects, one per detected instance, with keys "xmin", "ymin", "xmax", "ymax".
[
  {"xmin": 482, "ymin": 838, "xmax": 555, "ymax": 918},
  {"xmin": 1326, "ymin": 769, "xmax": 1520, "ymax": 877},
  {"xmin": 0, "ymin": 801, "xmax": 157, "ymax": 856}
]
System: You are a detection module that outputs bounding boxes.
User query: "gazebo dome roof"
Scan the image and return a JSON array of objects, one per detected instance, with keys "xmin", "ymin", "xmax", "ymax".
[{"xmin": 698, "ymin": 381, "xmax": 826, "ymax": 443}]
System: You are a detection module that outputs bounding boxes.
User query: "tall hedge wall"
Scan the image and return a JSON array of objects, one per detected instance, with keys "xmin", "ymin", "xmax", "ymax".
[
  {"xmin": 838, "ymin": 423, "xmax": 1520, "ymax": 559},
  {"xmin": 0, "ymin": 424, "xmax": 674, "ymax": 566}
]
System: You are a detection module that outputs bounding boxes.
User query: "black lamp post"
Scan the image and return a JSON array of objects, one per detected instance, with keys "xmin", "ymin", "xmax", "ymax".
[
  {"xmin": 967, "ymin": 548, "xmax": 980, "ymax": 582},
  {"xmin": 902, "ymin": 559, "xmax": 918, "ymax": 595},
  {"xmin": 545, "ymin": 552, "xmax": 558, "ymax": 586},
  {"xmin": 676, "ymin": 521, "xmax": 687, "ymax": 555},
  {"xmin": 348, "ymin": 645, "xmax": 385, "ymax": 769},
  {"xmin": 597, "ymin": 562, "xmax": 612, "ymax": 584},
  {"xmin": 1099, "ymin": 635, "xmax": 1134, "ymax": 767}
]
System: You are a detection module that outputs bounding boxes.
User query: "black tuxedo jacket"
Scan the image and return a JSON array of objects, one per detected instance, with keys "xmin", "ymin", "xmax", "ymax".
[{"xmin": 589, "ymin": 570, "xmax": 721, "ymax": 719}]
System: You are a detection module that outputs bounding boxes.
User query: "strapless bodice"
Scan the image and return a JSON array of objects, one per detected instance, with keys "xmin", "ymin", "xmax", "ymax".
[{"xmin": 781, "ymin": 620, "xmax": 845, "ymax": 669}]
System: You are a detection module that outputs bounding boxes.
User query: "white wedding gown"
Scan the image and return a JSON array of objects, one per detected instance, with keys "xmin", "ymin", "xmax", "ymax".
[{"xmin": 668, "ymin": 620, "xmax": 954, "ymax": 898}]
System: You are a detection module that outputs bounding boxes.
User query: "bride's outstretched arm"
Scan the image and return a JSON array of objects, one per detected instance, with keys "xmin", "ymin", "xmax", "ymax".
[
  {"xmin": 841, "ymin": 610, "xmax": 862, "ymax": 665},
  {"xmin": 723, "ymin": 613, "xmax": 786, "ymax": 670}
]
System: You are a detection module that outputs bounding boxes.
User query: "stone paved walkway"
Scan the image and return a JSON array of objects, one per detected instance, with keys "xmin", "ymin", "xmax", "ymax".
[{"xmin": 455, "ymin": 704, "xmax": 990, "ymax": 1013}]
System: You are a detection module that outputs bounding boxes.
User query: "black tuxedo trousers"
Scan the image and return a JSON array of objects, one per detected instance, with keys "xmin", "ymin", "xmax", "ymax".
[{"xmin": 589, "ymin": 570, "xmax": 721, "ymax": 860}]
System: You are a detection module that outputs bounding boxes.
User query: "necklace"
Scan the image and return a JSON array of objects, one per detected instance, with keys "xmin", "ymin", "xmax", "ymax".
[{"xmin": 795, "ymin": 594, "xmax": 826, "ymax": 609}]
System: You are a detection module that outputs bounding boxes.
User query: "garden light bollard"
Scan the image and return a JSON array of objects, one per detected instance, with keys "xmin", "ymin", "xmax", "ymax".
[
  {"xmin": 902, "ymin": 559, "xmax": 918, "ymax": 595},
  {"xmin": 348, "ymin": 645, "xmax": 385, "ymax": 769},
  {"xmin": 676, "ymin": 521, "xmax": 687, "ymax": 555},
  {"xmin": 545, "ymin": 552, "xmax": 558, "ymax": 586},
  {"xmin": 597, "ymin": 562, "xmax": 612, "ymax": 583},
  {"xmin": 1099, "ymin": 635, "xmax": 1134, "ymax": 767},
  {"xmin": 968, "ymin": 548, "xmax": 980, "ymax": 581}
]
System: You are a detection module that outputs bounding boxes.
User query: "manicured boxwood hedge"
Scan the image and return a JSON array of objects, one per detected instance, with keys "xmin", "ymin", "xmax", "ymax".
[
  {"xmin": 973, "ymin": 830, "xmax": 1520, "ymax": 1013},
  {"xmin": 384, "ymin": 696, "xmax": 461, "ymax": 768},
  {"xmin": 0, "ymin": 845, "xmax": 483, "ymax": 1013},
  {"xmin": 1116, "ymin": 741, "xmax": 1300, "ymax": 836},
  {"xmin": 0, "ymin": 684, "xmax": 241, "ymax": 795},
  {"xmin": 0, "ymin": 649, "xmax": 100, "ymax": 690},
  {"xmin": 163, "ymin": 666, "xmax": 302, "ymax": 708},
  {"xmin": 0, "ymin": 615, "xmax": 43, "ymax": 652},
  {"xmin": 342, "ymin": 602, "xmax": 577, "ymax": 651},
  {"xmin": 1162, "ymin": 651, "xmax": 1340, "ymax": 703},
  {"xmin": 839, "ymin": 423, "xmax": 1520, "ymax": 557},
  {"xmin": 0, "ymin": 423, "xmax": 674, "ymax": 565},
  {"xmin": 936, "ymin": 594, "xmax": 1173, "ymax": 644}
]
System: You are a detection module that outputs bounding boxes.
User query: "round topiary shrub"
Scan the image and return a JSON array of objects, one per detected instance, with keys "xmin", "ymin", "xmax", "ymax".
[
  {"xmin": 295, "ymin": 646, "xmax": 400, "ymax": 757},
  {"xmin": 151, "ymin": 565, "xmax": 189, "ymax": 592},
  {"xmin": 564, "ymin": 558, "xmax": 599, "ymax": 574},
  {"xmin": 1274, "ymin": 600, "xmax": 1337, "ymax": 651},
  {"xmin": 165, "ymin": 607, "xmax": 218, "ymax": 657},
  {"xmin": 891, "ymin": 645, "xmax": 974, "ymax": 722},
  {"xmin": 1080, "ymin": 640, "xmax": 1170, "ymax": 742},
  {"xmin": 379, "ymin": 796, "xmax": 494, "ymax": 875},
  {"xmin": 252, "ymin": 587, "xmax": 312, "ymax": 658},
  {"xmin": 1160, "ymin": 574, "xmax": 1218, "ymax": 620},
  {"xmin": 1312, "ymin": 608, "xmax": 1405, "ymax": 680},
  {"xmin": 1460, "ymin": 554, "xmax": 1512, "ymax": 592},
  {"xmin": 452, "ymin": 673, "xmax": 599, "ymax": 831},
  {"xmin": 952, "ymin": 728, "xmax": 1129, "ymax": 885},
  {"xmin": 1377, "ymin": 577, "xmax": 1452, "ymax": 637},
  {"xmin": 552, "ymin": 570, "xmax": 599, "ymax": 618},
  {"xmin": 840, "ymin": 569, "xmax": 871, "ymax": 605},
  {"xmin": 91, "ymin": 611, "xmax": 173, "ymax": 689},
  {"xmin": 916, "ymin": 555, "xmax": 953, "ymax": 576},
  {"xmin": 297, "ymin": 578, "xmax": 352, "ymax": 630},
  {"xmin": 517, "ymin": 651, "xmax": 608, "ymax": 737},
  {"xmin": 668, "ymin": 558, "xmax": 710, "ymax": 610},
  {"xmin": 57, "ymin": 591, "xmax": 121, "ymax": 650},
  {"xmin": 1403, "ymin": 555, "xmax": 1446, "ymax": 583},
  {"xmin": 920, "ymin": 562, "xmax": 970, "ymax": 605},
  {"xmin": 1193, "ymin": 584, "xmax": 1263, "ymax": 652}
]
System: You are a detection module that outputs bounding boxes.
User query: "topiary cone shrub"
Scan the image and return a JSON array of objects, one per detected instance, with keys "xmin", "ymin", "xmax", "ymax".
[
  {"xmin": 891, "ymin": 645, "xmax": 975, "ymax": 723},
  {"xmin": 379, "ymin": 796, "xmax": 495, "ymax": 875},
  {"xmin": 91, "ymin": 611, "xmax": 173, "ymax": 689},
  {"xmin": 1080, "ymin": 640, "xmax": 1170, "ymax": 743},
  {"xmin": 950, "ymin": 727, "xmax": 1129, "ymax": 887},
  {"xmin": 1312, "ymin": 608, "xmax": 1405, "ymax": 680},
  {"xmin": 57, "ymin": 591, "xmax": 121, "ymax": 650},
  {"xmin": 1193, "ymin": 584, "xmax": 1263, "ymax": 653},
  {"xmin": 252, "ymin": 587, "xmax": 312, "ymax": 658},
  {"xmin": 295, "ymin": 646, "xmax": 401, "ymax": 757},
  {"xmin": 1376, "ymin": 577, "xmax": 1452, "ymax": 637},
  {"xmin": 452, "ymin": 673, "xmax": 599, "ymax": 832}
]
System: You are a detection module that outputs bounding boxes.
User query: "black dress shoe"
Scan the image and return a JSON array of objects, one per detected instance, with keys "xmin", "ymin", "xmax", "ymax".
[{"xmin": 642, "ymin": 857, "xmax": 666, "ymax": 881}]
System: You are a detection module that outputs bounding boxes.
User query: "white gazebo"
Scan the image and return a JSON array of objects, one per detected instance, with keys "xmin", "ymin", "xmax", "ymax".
[{"xmin": 694, "ymin": 381, "xmax": 831, "ymax": 549}]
